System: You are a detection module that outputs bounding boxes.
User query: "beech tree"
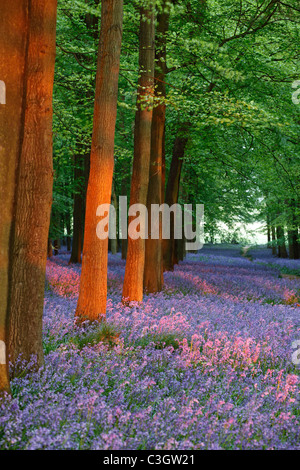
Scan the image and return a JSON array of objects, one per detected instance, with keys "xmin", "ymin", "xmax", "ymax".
[
  {"xmin": 144, "ymin": 0, "xmax": 171, "ymax": 293},
  {"xmin": 7, "ymin": 0, "xmax": 57, "ymax": 368},
  {"xmin": 52, "ymin": 0, "xmax": 300, "ymax": 265},
  {"xmin": 75, "ymin": 0, "xmax": 123, "ymax": 322},
  {"xmin": 69, "ymin": 152, "xmax": 86, "ymax": 264},
  {"xmin": 122, "ymin": 2, "xmax": 155, "ymax": 303},
  {"xmin": 0, "ymin": 0, "xmax": 27, "ymax": 393},
  {"xmin": 163, "ymin": 125, "xmax": 188, "ymax": 272},
  {"xmin": 0, "ymin": 0, "xmax": 57, "ymax": 389}
]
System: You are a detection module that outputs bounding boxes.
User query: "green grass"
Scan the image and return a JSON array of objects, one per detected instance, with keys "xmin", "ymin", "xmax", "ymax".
[
  {"xmin": 70, "ymin": 322, "xmax": 121, "ymax": 350},
  {"xmin": 133, "ymin": 331, "xmax": 183, "ymax": 350},
  {"xmin": 278, "ymin": 266, "xmax": 300, "ymax": 278},
  {"xmin": 255, "ymin": 261, "xmax": 300, "ymax": 278}
]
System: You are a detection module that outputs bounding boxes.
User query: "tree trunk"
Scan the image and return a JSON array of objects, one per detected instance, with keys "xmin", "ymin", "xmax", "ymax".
[
  {"xmin": 0, "ymin": 0, "xmax": 29, "ymax": 393},
  {"xmin": 82, "ymin": 152, "xmax": 91, "ymax": 248},
  {"xmin": 47, "ymin": 239, "xmax": 53, "ymax": 258},
  {"xmin": 267, "ymin": 214, "xmax": 271, "ymax": 248},
  {"xmin": 65, "ymin": 211, "xmax": 72, "ymax": 252},
  {"xmin": 176, "ymin": 211, "xmax": 187, "ymax": 262},
  {"xmin": 276, "ymin": 225, "xmax": 288, "ymax": 258},
  {"xmin": 176, "ymin": 237, "xmax": 184, "ymax": 262},
  {"xmin": 69, "ymin": 154, "xmax": 84, "ymax": 264},
  {"xmin": 288, "ymin": 230, "xmax": 299, "ymax": 260},
  {"xmin": 162, "ymin": 127, "xmax": 166, "ymax": 205},
  {"xmin": 122, "ymin": 4, "xmax": 155, "ymax": 303},
  {"xmin": 75, "ymin": 0, "xmax": 123, "ymax": 322},
  {"xmin": 66, "ymin": 238, "xmax": 70, "ymax": 250},
  {"xmin": 122, "ymin": 239, "xmax": 128, "ymax": 260},
  {"xmin": 287, "ymin": 199, "xmax": 299, "ymax": 260},
  {"xmin": 160, "ymin": 127, "xmax": 166, "ymax": 287},
  {"xmin": 53, "ymin": 238, "xmax": 60, "ymax": 256},
  {"xmin": 271, "ymin": 225, "xmax": 277, "ymax": 256},
  {"xmin": 110, "ymin": 182, "xmax": 118, "ymax": 255},
  {"xmin": 7, "ymin": 0, "xmax": 57, "ymax": 369},
  {"xmin": 51, "ymin": 205, "xmax": 61, "ymax": 256},
  {"xmin": 85, "ymin": 0, "xmax": 100, "ymax": 41},
  {"xmin": 163, "ymin": 127, "xmax": 188, "ymax": 272},
  {"xmin": 144, "ymin": 1, "xmax": 170, "ymax": 293},
  {"xmin": 120, "ymin": 179, "xmax": 128, "ymax": 259}
]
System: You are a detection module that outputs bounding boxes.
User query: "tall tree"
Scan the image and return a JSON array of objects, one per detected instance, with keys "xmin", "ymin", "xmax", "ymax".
[
  {"xmin": 287, "ymin": 199, "xmax": 299, "ymax": 260},
  {"xmin": 122, "ymin": 2, "xmax": 155, "ymax": 303},
  {"xmin": 110, "ymin": 181, "xmax": 118, "ymax": 255},
  {"xmin": 163, "ymin": 125, "xmax": 188, "ymax": 272},
  {"xmin": 276, "ymin": 223, "xmax": 288, "ymax": 258},
  {"xmin": 75, "ymin": 0, "xmax": 123, "ymax": 322},
  {"xmin": 7, "ymin": 0, "xmax": 57, "ymax": 369},
  {"xmin": 69, "ymin": 152, "xmax": 85, "ymax": 264},
  {"xmin": 0, "ymin": 0, "xmax": 28, "ymax": 393},
  {"xmin": 144, "ymin": 0, "xmax": 170, "ymax": 293}
]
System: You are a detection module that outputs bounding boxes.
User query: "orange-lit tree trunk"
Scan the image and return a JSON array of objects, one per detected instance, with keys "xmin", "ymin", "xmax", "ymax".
[
  {"xmin": 75, "ymin": 0, "xmax": 123, "ymax": 322},
  {"xmin": 4, "ymin": 0, "xmax": 57, "ymax": 370},
  {"xmin": 144, "ymin": 1, "xmax": 170, "ymax": 293},
  {"xmin": 0, "ymin": 0, "xmax": 29, "ymax": 392},
  {"xmin": 122, "ymin": 3, "xmax": 155, "ymax": 303},
  {"xmin": 163, "ymin": 127, "xmax": 188, "ymax": 272}
]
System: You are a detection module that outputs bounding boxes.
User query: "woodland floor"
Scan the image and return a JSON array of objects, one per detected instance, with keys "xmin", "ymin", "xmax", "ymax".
[{"xmin": 1, "ymin": 244, "xmax": 300, "ymax": 449}]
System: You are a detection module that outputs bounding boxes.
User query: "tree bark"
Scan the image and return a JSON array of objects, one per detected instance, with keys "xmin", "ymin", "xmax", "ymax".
[
  {"xmin": 7, "ymin": 0, "xmax": 57, "ymax": 369},
  {"xmin": 120, "ymin": 179, "xmax": 128, "ymax": 259},
  {"xmin": 82, "ymin": 152, "xmax": 91, "ymax": 248},
  {"xmin": 110, "ymin": 182, "xmax": 118, "ymax": 255},
  {"xmin": 65, "ymin": 211, "xmax": 71, "ymax": 252},
  {"xmin": 276, "ymin": 225, "xmax": 288, "ymax": 258},
  {"xmin": 121, "ymin": 239, "xmax": 128, "ymax": 260},
  {"xmin": 271, "ymin": 225, "xmax": 277, "ymax": 256},
  {"xmin": 122, "ymin": 4, "xmax": 155, "ymax": 303},
  {"xmin": 85, "ymin": 0, "xmax": 100, "ymax": 41},
  {"xmin": 267, "ymin": 214, "xmax": 271, "ymax": 248},
  {"xmin": 0, "ymin": 0, "xmax": 29, "ymax": 392},
  {"xmin": 53, "ymin": 238, "xmax": 60, "ymax": 256},
  {"xmin": 163, "ymin": 127, "xmax": 188, "ymax": 272},
  {"xmin": 144, "ymin": 1, "xmax": 170, "ymax": 294},
  {"xmin": 288, "ymin": 229, "xmax": 299, "ymax": 260},
  {"xmin": 287, "ymin": 200, "xmax": 299, "ymax": 260},
  {"xmin": 75, "ymin": 0, "xmax": 123, "ymax": 322},
  {"xmin": 69, "ymin": 153, "xmax": 84, "ymax": 264},
  {"xmin": 47, "ymin": 238, "xmax": 53, "ymax": 258}
]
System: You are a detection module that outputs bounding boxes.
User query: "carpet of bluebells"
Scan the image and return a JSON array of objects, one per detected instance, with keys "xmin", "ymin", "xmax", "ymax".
[{"xmin": 1, "ymin": 245, "xmax": 300, "ymax": 450}]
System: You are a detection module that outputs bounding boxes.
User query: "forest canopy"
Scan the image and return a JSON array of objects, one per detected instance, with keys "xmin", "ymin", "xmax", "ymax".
[{"xmin": 52, "ymin": 0, "xmax": 300, "ymax": 247}]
